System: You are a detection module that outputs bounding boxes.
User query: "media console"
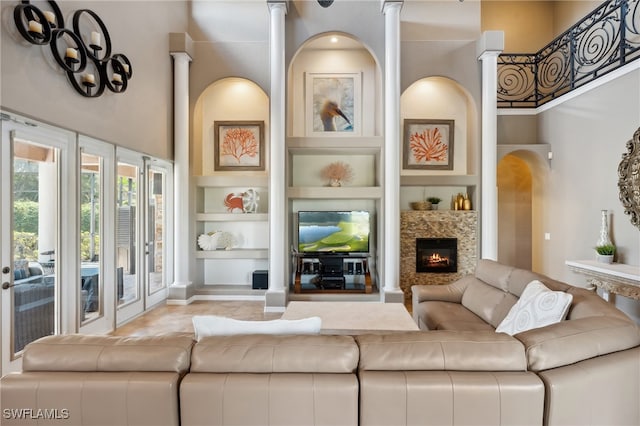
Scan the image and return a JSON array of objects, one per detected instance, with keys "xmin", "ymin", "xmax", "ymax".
[{"xmin": 293, "ymin": 253, "xmax": 372, "ymax": 294}]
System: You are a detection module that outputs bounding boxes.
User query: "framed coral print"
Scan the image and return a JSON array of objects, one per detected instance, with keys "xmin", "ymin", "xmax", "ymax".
[
  {"xmin": 403, "ymin": 119, "xmax": 455, "ymax": 170},
  {"xmin": 214, "ymin": 121, "xmax": 265, "ymax": 171},
  {"xmin": 305, "ymin": 72, "xmax": 361, "ymax": 136}
]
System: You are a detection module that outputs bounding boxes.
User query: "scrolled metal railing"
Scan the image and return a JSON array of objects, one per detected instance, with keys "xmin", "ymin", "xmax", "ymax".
[{"xmin": 498, "ymin": 0, "xmax": 640, "ymax": 108}]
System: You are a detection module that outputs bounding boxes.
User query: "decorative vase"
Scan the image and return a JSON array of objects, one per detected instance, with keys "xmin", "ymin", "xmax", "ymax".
[{"xmin": 597, "ymin": 209, "xmax": 612, "ymax": 247}]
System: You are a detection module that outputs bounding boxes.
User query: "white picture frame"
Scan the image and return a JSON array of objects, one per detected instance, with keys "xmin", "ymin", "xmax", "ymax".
[{"xmin": 305, "ymin": 72, "xmax": 361, "ymax": 136}]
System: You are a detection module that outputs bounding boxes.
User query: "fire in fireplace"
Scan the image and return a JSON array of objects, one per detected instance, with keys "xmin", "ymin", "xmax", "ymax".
[{"xmin": 416, "ymin": 238, "xmax": 458, "ymax": 273}]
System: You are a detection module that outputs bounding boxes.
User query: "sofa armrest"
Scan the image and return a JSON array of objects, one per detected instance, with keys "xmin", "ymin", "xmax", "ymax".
[
  {"xmin": 411, "ymin": 275, "xmax": 473, "ymax": 305},
  {"xmin": 356, "ymin": 331, "xmax": 527, "ymax": 371},
  {"xmin": 515, "ymin": 316, "xmax": 640, "ymax": 371}
]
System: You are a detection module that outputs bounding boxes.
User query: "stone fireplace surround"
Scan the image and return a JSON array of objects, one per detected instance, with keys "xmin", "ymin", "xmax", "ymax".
[{"xmin": 400, "ymin": 210, "xmax": 478, "ymax": 302}]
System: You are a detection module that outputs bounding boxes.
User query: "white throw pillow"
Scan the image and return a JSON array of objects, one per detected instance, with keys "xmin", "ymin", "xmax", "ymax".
[
  {"xmin": 496, "ymin": 280, "xmax": 573, "ymax": 335},
  {"xmin": 192, "ymin": 315, "xmax": 322, "ymax": 341}
]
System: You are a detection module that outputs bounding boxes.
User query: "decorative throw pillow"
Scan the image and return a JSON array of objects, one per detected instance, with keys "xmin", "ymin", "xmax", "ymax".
[
  {"xmin": 192, "ymin": 315, "xmax": 322, "ymax": 341},
  {"xmin": 14, "ymin": 260, "xmax": 30, "ymax": 280},
  {"xmin": 496, "ymin": 280, "xmax": 573, "ymax": 336}
]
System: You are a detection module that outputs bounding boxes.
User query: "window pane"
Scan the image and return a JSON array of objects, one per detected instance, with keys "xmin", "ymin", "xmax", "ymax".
[
  {"xmin": 80, "ymin": 152, "xmax": 101, "ymax": 322},
  {"xmin": 116, "ymin": 162, "xmax": 138, "ymax": 306}
]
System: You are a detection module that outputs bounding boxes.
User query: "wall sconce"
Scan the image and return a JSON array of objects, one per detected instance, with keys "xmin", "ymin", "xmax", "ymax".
[{"xmin": 14, "ymin": 1, "xmax": 133, "ymax": 98}]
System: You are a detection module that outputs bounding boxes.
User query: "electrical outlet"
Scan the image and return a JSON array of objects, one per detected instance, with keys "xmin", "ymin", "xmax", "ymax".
[{"xmin": 544, "ymin": 233, "xmax": 551, "ymax": 240}]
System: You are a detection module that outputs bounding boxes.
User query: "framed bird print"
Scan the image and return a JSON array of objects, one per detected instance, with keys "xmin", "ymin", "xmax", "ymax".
[
  {"xmin": 403, "ymin": 119, "xmax": 455, "ymax": 170},
  {"xmin": 305, "ymin": 72, "xmax": 361, "ymax": 136}
]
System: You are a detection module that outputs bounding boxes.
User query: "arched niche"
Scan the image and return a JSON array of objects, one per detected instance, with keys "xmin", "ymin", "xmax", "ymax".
[
  {"xmin": 401, "ymin": 76, "xmax": 478, "ymax": 177},
  {"xmin": 497, "ymin": 148, "xmax": 550, "ymax": 271},
  {"xmin": 193, "ymin": 77, "xmax": 269, "ymax": 175},
  {"xmin": 287, "ymin": 32, "xmax": 382, "ymax": 137}
]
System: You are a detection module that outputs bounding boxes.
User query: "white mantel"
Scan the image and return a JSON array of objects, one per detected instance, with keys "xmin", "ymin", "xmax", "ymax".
[{"xmin": 566, "ymin": 260, "xmax": 640, "ymax": 302}]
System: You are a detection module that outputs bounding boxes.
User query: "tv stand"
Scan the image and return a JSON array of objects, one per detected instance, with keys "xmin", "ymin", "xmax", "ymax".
[{"xmin": 293, "ymin": 254, "xmax": 372, "ymax": 294}]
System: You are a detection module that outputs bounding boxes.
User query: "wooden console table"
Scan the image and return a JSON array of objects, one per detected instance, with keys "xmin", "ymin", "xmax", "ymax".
[{"xmin": 565, "ymin": 260, "xmax": 640, "ymax": 301}]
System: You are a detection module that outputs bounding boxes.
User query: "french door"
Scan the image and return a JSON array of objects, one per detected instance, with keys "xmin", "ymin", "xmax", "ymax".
[
  {"xmin": 115, "ymin": 151, "xmax": 172, "ymax": 325},
  {"xmin": 0, "ymin": 117, "xmax": 76, "ymax": 374}
]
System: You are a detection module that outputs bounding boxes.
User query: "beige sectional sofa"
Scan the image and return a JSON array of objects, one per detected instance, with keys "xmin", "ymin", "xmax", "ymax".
[
  {"xmin": 1, "ymin": 260, "xmax": 639, "ymax": 426},
  {"xmin": 413, "ymin": 259, "xmax": 640, "ymax": 426}
]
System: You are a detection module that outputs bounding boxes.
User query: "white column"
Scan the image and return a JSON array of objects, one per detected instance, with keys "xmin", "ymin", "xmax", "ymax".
[
  {"xmin": 170, "ymin": 52, "xmax": 192, "ymax": 289},
  {"xmin": 382, "ymin": 0, "xmax": 404, "ymax": 303},
  {"xmin": 265, "ymin": 1, "xmax": 287, "ymax": 311},
  {"xmin": 477, "ymin": 31, "xmax": 504, "ymax": 261}
]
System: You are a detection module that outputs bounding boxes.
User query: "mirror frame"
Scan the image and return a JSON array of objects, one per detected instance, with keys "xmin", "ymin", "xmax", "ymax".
[{"xmin": 618, "ymin": 127, "xmax": 640, "ymax": 230}]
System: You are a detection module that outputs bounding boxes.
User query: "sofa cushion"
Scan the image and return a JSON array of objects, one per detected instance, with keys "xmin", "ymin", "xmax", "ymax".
[
  {"xmin": 356, "ymin": 331, "xmax": 527, "ymax": 371},
  {"xmin": 415, "ymin": 301, "xmax": 494, "ymax": 331},
  {"xmin": 461, "ymin": 279, "xmax": 518, "ymax": 327},
  {"xmin": 192, "ymin": 315, "xmax": 321, "ymax": 341},
  {"xmin": 191, "ymin": 334, "xmax": 359, "ymax": 373},
  {"xmin": 496, "ymin": 280, "xmax": 572, "ymax": 336},
  {"xmin": 22, "ymin": 334, "xmax": 194, "ymax": 373},
  {"xmin": 515, "ymin": 315, "xmax": 640, "ymax": 371}
]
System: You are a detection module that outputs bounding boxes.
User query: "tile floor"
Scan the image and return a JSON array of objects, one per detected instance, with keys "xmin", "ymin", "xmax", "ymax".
[{"xmin": 111, "ymin": 301, "xmax": 282, "ymax": 337}]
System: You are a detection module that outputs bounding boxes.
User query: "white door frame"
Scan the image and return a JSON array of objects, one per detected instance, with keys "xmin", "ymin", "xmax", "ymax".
[
  {"xmin": 78, "ymin": 135, "xmax": 116, "ymax": 334},
  {"xmin": 144, "ymin": 159, "xmax": 174, "ymax": 309},
  {"xmin": 0, "ymin": 114, "xmax": 76, "ymax": 374}
]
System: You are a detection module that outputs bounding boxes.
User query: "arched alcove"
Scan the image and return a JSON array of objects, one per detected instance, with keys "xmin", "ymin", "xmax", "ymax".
[
  {"xmin": 497, "ymin": 148, "xmax": 550, "ymax": 270},
  {"xmin": 192, "ymin": 77, "xmax": 269, "ymax": 176},
  {"xmin": 399, "ymin": 76, "xmax": 479, "ymax": 209},
  {"xmin": 287, "ymin": 32, "xmax": 382, "ymax": 137}
]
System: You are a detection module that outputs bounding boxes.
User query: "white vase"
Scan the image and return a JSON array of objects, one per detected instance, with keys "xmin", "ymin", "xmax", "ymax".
[{"xmin": 597, "ymin": 209, "xmax": 612, "ymax": 247}]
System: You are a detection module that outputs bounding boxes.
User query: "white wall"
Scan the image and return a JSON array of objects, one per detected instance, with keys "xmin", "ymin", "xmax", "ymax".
[
  {"xmin": 1, "ymin": 1, "xmax": 188, "ymax": 159},
  {"xmin": 538, "ymin": 69, "xmax": 640, "ymax": 322}
]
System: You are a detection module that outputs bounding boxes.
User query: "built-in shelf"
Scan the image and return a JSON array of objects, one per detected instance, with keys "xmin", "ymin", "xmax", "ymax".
[
  {"xmin": 195, "ymin": 249, "xmax": 268, "ymax": 260},
  {"xmin": 287, "ymin": 136, "xmax": 383, "ymax": 153},
  {"xmin": 194, "ymin": 174, "xmax": 269, "ymax": 188},
  {"xmin": 288, "ymin": 186, "xmax": 383, "ymax": 199},
  {"xmin": 196, "ymin": 213, "xmax": 268, "ymax": 222},
  {"xmin": 400, "ymin": 175, "xmax": 478, "ymax": 186}
]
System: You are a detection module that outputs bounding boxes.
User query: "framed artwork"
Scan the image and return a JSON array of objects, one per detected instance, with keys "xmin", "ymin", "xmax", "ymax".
[
  {"xmin": 214, "ymin": 121, "xmax": 265, "ymax": 171},
  {"xmin": 305, "ymin": 72, "xmax": 361, "ymax": 136},
  {"xmin": 403, "ymin": 119, "xmax": 455, "ymax": 170}
]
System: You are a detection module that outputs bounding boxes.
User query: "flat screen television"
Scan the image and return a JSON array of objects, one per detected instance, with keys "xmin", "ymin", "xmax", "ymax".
[{"xmin": 297, "ymin": 211, "xmax": 370, "ymax": 254}]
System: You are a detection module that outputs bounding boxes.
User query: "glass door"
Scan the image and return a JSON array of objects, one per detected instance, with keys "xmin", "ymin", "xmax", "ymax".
[
  {"xmin": 115, "ymin": 150, "xmax": 144, "ymax": 325},
  {"xmin": 145, "ymin": 163, "xmax": 172, "ymax": 308},
  {"xmin": 1, "ymin": 117, "xmax": 72, "ymax": 374}
]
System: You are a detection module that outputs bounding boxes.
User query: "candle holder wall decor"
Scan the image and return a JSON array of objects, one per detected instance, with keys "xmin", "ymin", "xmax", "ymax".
[{"xmin": 13, "ymin": 1, "xmax": 132, "ymax": 98}]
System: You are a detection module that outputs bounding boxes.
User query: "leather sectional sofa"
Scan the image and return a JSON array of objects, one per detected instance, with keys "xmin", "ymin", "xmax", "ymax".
[{"xmin": 1, "ymin": 260, "xmax": 639, "ymax": 426}]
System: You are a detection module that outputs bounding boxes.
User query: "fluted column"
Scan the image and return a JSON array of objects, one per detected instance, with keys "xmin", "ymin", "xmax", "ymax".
[
  {"xmin": 477, "ymin": 31, "xmax": 504, "ymax": 260},
  {"xmin": 265, "ymin": 0, "xmax": 288, "ymax": 312},
  {"xmin": 382, "ymin": 0, "xmax": 404, "ymax": 303},
  {"xmin": 170, "ymin": 51, "xmax": 192, "ymax": 291}
]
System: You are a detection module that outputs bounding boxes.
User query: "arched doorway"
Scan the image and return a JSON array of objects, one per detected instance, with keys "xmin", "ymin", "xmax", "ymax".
[{"xmin": 497, "ymin": 148, "xmax": 550, "ymax": 270}]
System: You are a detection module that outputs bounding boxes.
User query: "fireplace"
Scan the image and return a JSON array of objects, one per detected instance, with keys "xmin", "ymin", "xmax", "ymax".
[{"xmin": 416, "ymin": 238, "xmax": 458, "ymax": 273}]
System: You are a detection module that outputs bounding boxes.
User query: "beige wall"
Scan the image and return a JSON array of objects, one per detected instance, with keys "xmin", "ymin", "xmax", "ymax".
[
  {"xmin": 482, "ymin": 1, "xmax": 606, "ymax": 52},
  {"xmin": 1, "ymin": 1, "xmax": 188, "ymax": 159}
]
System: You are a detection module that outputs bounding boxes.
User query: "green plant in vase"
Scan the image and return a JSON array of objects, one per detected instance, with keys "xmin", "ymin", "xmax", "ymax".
[
  {"xmin": 427, "ymin": 197, "xmax": 441, "ymax": 210},
  {"xmin": 595, "ymin": 243, "xmax": 616, "ymax": 264}
]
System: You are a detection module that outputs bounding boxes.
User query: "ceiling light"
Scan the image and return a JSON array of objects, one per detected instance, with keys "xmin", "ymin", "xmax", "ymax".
[{"xmin": 330, "ymin": 36, "xmax": 338, "ymax": 43}]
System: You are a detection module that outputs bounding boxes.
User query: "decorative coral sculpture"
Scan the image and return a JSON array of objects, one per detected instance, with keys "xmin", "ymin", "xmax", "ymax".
[{"xmin": 320, "ymin": 161, "xmax": 353, "ymax": 187}]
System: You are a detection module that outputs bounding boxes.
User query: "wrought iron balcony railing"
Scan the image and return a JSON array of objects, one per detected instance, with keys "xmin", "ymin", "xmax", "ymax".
[{"xmin": 497, "ymin": 0, "xmax": 640, "ymax": 108}]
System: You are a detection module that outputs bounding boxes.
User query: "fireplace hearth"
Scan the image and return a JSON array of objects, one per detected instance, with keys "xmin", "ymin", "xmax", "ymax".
[{"xmin": 416, "ymin": 238, "xmax": 458, "ymax": 273}]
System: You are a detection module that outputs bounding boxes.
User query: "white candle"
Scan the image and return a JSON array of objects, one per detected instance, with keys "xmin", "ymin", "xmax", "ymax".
[
  {"xmin": 43, "ymin": 11, "xmax": 56, "ymax": 24},
  {"xmin": 65, "ymin": 48, "xmax": 78, "ymax": 59},
  {"xmin": 112, "ymin": 73, "xmax": 122, "ymax": 83},
  {"xmin": 90, "ymin": 31, "xmax": 101, "ymax": 46},
  {"xmin": 122, "ymin": 64, "xmax": 130, "ymax": 74},
  {"xmin": 83, "ymin": 73, "xmax": 95, "ymax": 84},
  {"xmin": 28, "ymin": 20, "xmax": 43, "ymax": 34}
]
